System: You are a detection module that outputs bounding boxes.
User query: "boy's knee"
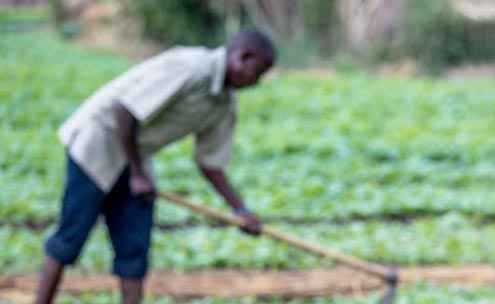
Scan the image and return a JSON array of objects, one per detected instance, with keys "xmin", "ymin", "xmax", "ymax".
[
  {"xmin": 113, "ymin": 252, "xmax": 149, "ymax": 279},
  {"xmin": 45, "ymin": 235, "xmax": 82, "ymax": 265}
]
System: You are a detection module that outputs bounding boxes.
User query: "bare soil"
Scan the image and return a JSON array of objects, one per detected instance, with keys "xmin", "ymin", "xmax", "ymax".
[{"xmin": 1, "ymin": 265, "xmax": 494, "ymax": 302}]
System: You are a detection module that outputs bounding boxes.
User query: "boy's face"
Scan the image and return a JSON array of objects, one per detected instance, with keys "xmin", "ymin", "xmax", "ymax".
[{"xmin": 226, "ymin": 48, "xmax": 273, "ymax": 89}]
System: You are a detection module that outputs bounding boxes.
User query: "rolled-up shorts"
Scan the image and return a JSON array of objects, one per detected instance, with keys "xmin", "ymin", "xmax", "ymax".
[{"xmin": 45, "ymin": 155, "xmax": 154, "ymax": 278}]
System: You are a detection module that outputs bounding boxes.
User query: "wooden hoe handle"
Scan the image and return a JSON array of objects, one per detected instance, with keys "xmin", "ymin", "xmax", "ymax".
[{"xmin": 159, "ymin": 192, "xmax": 396, "ymax": 282}]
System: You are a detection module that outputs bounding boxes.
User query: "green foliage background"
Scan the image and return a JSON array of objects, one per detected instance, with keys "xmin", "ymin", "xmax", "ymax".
[
  {"xmin": 395, "ymin": 0, "xmax": 495, "ymax": 73},
  {"xmin": 0, "ymin": 24, "xmax": 494, "ymax": 302},
  {"xmin": 1, "ymin": 30, "xmax": 493, "ymax": 269}
]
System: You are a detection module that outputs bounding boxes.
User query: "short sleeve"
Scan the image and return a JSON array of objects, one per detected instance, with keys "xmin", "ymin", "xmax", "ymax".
[
  {"xmin": 118, "ymin": 66, "xmax": 190, "ymax": 124},
  {"xmin": 194, "ymin": 104, "xmax": 236, "ymax": 169}
]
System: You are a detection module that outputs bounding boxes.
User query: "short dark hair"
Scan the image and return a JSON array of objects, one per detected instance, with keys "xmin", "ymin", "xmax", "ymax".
[{"xmin": 228, "ymin": 28, "xmax": 277, "ymax": 63}]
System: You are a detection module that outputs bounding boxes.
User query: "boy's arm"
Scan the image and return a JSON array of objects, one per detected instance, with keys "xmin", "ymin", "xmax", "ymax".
[
  {"xmin": 114, "ymin": 102, "xmax": 156, "ymax": 199},
  {"xmin": 200, "ymin": 166, "xmax": 261, "ymax": 235}
]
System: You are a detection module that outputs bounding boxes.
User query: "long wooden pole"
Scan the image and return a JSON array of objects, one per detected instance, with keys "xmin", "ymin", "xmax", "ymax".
[{"xmin": 158, "ymin": 192, "xmax": 395, "ymax": 282}]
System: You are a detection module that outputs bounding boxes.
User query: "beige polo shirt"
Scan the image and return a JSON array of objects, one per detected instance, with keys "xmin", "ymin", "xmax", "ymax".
[{"xmin": 58, "ymin": 46, "xmax": 236, "ymax": 192}]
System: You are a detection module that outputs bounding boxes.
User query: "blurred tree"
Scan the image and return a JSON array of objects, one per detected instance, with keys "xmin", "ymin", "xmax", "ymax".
[
  {"xmin": 47, "ymin": 0, "xmax": 495, "ymax": 70},
  {"xmin": 50, "ymin": 0, "xmax": 88, "ymax": 38},
  {"xmin": 337, "ymin": 0, "xmax": 404, "ymax": 54},
  {"xmin": 399, "ymin": 0, "xmax": 495, "ymax": 73},
  {"xmin": 50, "ymin": 0, "xmax": 88, "ymax": 24}
]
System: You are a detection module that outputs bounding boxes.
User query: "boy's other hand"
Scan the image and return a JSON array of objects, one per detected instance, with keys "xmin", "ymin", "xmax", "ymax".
[
  {"xmin": 239, "ymin": 213, "xmax": 262, "ymax": 236},
  {"xmin": 129, "ymin": 172, "xmax": 156, "ymax": 200}
]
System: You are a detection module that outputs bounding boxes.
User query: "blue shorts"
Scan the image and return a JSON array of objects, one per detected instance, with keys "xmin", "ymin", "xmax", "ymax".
[{"xmin": 45, "ymin": 155, "xmax": 154, "ymax": 278}]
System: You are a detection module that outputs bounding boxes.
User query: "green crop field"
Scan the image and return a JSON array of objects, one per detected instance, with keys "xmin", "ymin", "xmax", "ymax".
[{"xmin": 1, "ymin": 30, "xmax": 494, "ymax": 303}]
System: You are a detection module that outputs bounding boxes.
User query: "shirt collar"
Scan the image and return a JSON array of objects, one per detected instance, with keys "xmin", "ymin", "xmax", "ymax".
[{"xmin": 209, "ymin": 46, "xmax": 228, "ymax": 96}]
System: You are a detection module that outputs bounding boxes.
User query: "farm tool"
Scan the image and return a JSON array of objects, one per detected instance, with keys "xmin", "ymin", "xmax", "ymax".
[{"xmin": 159, "ymin": 192, "xmax": 399, "ymax": 304}]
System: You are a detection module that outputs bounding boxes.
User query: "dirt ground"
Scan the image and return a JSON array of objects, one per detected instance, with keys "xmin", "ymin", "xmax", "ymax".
[{"xmin": 1, "ymin": 265, "xmax": 494, "ymax": 302}]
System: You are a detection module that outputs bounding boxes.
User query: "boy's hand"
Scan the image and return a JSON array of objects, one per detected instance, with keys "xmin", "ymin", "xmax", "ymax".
[
  {"xmin": 237, "ymin": 211, "xmax": 262, "ymax": 236},
  {"xmin": 199, "ymin": 167, "xmax": 261, "ymax": 235},
  {"xmin": 129, "ymin": 171, "xmax": 156, "ymax": 200}
]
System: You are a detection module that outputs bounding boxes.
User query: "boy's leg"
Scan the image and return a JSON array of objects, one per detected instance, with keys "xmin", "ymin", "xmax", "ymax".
[
  {"xmin": 103, "ymin": 171, "xmax": 154, "ymax": 304},
  {"xmin": 121, "ymin": 277, "xmax": 144, "ymax": 304},
  {"xmin": 34, "ymin": 255, "xmax": 63, "ymax": 304},
  {"xmin": 35, "ymin": 156, "xmax": 107, "ymax": 304}
]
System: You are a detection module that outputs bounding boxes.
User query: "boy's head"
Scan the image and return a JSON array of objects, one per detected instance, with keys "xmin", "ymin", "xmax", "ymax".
[{"xmin": 226, "ymin": 28, "xmax": 276, "ymax": 89}]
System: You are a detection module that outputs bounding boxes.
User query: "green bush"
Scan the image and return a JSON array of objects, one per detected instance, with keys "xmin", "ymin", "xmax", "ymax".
[
  {"xmin": 400, "ymin": 0, "xmax": 495, "ymax": 73},
  {"xmin": 131, "ymin": 0, "xmax": 223, "ymax": 47}
]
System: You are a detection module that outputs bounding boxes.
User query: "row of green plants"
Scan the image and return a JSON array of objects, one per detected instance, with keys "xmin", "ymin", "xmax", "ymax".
[
  {"xmin": 1, "ymin": 213, "xmax": 493, "ymax": 273},
  {"xmin": 2, "ymin": 162, "xmax": 493, "ymax": 225}
]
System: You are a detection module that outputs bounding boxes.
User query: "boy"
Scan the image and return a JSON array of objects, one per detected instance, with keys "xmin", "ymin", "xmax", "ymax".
[{"xmin": 34, "ymin": 29, "xmax": 276, "ymax": 304}]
